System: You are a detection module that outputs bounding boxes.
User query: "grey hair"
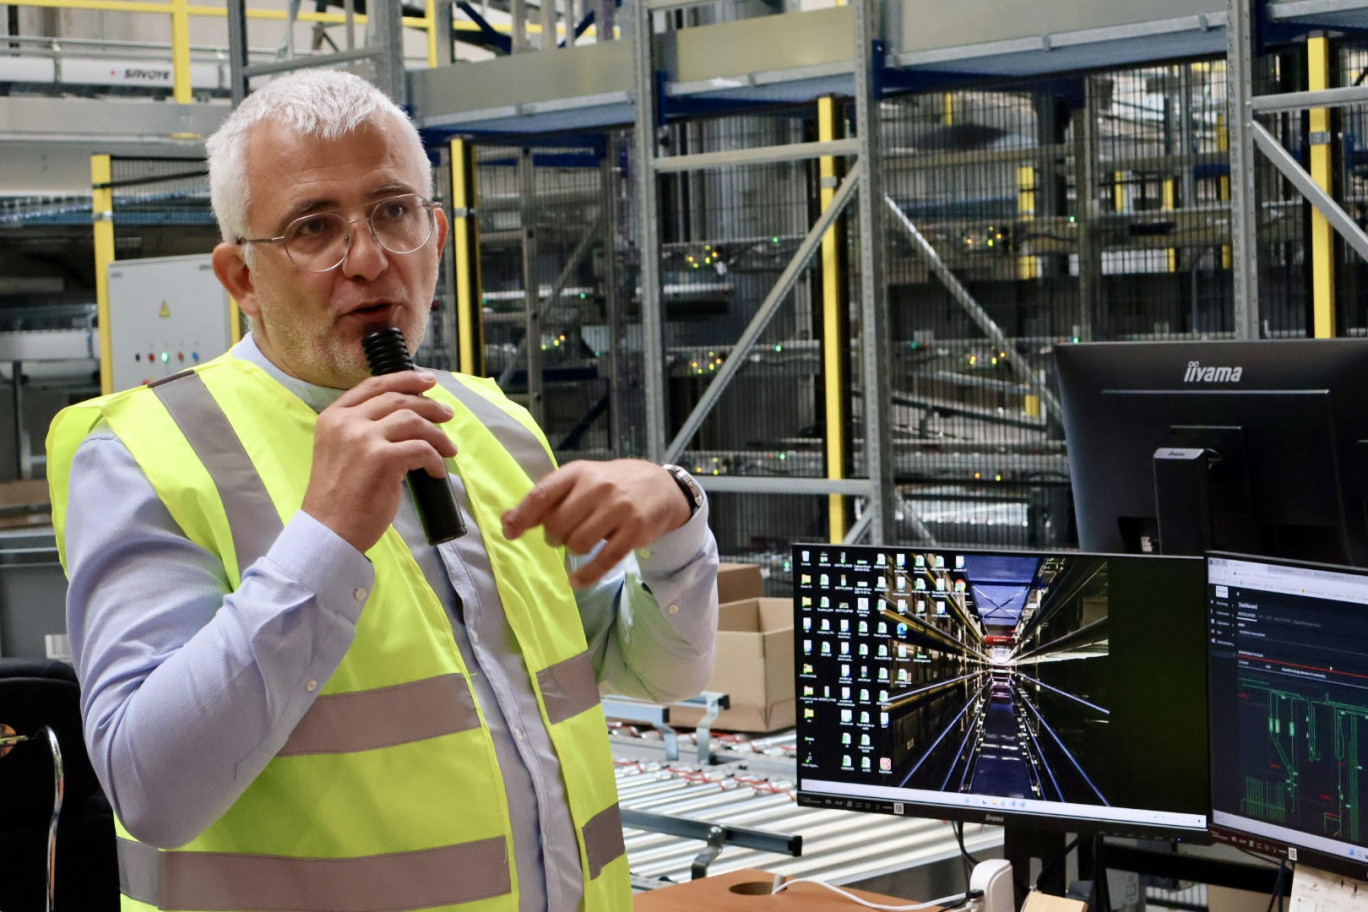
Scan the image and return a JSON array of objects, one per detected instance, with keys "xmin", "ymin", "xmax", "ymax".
[{"xmin": 205, "ymin": 69, "xmax": 432, "ymax": 250}]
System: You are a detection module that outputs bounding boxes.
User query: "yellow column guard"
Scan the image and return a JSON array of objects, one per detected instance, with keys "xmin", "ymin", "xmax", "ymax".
[
  {"xmin": 1309, "ymin": 35, "xmax": 1335, "ymax": 339},
  {"xmin": 1017, "ymin": 165, "xmax": 1037, "ymax": 281},
  {"xmin": 819, "ymin": 96, "xmax": 847, "ymax": 543},
  {"xmin": 92, "ymin": 154, "xmax": 115, "ymax": 396},
  {"xmin": 451, "ymin": 138, "xmax": 482, "ymax": 376}
]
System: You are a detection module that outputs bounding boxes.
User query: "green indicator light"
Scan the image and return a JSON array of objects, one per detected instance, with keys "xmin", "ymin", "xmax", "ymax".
[
  {"xmin": 772, "ymin": 236, "xmax": 780, "ymax": 244},
  {"xmin": 161, "ymin": 352, "xmax": 169, "ymax": 363}
]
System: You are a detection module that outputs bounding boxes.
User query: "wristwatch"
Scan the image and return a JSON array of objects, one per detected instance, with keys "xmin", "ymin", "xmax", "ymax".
[{"xmin": 662, "ymin": 464, "xmax": 704, "ymax": 517}]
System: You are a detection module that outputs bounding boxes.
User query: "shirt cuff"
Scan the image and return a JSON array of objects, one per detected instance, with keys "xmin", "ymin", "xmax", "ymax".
[
  {"xmin": 260, "ymin": 511, "xmax": 375, "ymax": 626},
  {"xmin": 633, "ymin": 496, "xmax": 713, "ymax": 578}
]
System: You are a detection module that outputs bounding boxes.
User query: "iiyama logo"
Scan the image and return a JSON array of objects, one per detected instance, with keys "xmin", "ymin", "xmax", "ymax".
[
  {"xmin": 1183, "ymin": 360, "xmax": 1243, "ymax": 383},
  {"xmin": 985, "ymin": 813, "xmax": 1005, "ymax": 824}
]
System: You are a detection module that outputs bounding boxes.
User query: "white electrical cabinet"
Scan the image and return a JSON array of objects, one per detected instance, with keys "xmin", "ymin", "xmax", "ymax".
[{"xmin": 107, "ymin": 253, "xmax": 233, "ymax": 392}]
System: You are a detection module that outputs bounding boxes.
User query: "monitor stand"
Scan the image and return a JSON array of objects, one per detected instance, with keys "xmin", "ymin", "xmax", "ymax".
[
  {"xmin": 1005, "ymin": 828, "xmax": 1291, "ymax": 911},
  {"xmin": 1152, "ymin": 447, "xmax": 1213, "ymax": 556},
  {"xmin": 1004, "ymin": 826, "xmax": 1068, "ymax": 907}
]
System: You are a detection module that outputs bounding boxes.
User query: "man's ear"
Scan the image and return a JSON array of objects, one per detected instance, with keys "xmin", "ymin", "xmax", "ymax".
[
  {"xmin": 211, "ymin": 242, "xmax": 259, "ymax": 318},
  {"xmin": 434, "ymin": 205, "xmax": 450, "ymax": 260}
]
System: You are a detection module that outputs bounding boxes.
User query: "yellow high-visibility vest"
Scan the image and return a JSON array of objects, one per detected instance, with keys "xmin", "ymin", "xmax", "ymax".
[{"xmin": 47, "ymin": 356, "xmax": 629, "ymax": 912}]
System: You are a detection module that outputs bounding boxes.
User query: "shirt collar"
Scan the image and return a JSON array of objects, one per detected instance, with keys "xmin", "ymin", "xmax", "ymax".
[{"xmin": 229, "ymin": 332, "xmax": 345, "ymax": 414}]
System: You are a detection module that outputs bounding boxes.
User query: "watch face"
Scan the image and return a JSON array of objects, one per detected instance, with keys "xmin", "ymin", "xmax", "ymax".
[{"xmin": 666, "ymin": 465, "xmax": 702, "ymax": 511}]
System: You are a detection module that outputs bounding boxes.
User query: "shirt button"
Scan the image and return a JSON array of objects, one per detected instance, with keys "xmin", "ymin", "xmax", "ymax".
[
  {"xmin": 638, "ymin": 548, "xmax": 652, "ymax": 559},
  {"xmin": 353, "ymin": 588, "xmax": 368, "ymax": 602},
  {"xmin": 668, "ymin": 603, "xmax": 680, "ymax": 615},
  {"xmin": 469, "ymin": 630, "xmax": 480, "ymax": 645},
  {"xmin": 514, "ymin": 729, "xmax": 525, "ymax": 741},
  {"xmin": 305, "ymin": 680, "xmax": 318, "ymax": 692}
]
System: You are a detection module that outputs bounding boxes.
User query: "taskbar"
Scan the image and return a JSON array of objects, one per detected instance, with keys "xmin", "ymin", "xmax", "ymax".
[{"xmin": 1212, "ymin": 810, "xmax": 1368, "ymax": 878}]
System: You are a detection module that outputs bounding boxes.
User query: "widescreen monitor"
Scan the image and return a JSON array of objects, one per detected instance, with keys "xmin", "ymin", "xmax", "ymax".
[
  {"xmin": 1208, "ymin": 553, "xmax": 1368, "ymax": 877},
  {"xmin": 793, "ymin": 544, "xmax": 1210, "ymax": 839},
  {"xmin": 1055, "ymin": 339, "xmax": 1368, "ymax": 566}
]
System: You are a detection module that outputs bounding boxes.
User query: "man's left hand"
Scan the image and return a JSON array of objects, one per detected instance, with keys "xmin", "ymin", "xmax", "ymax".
[{"xmin": 501, "ymin": 459, "xmax": 693, "ymax": 588}]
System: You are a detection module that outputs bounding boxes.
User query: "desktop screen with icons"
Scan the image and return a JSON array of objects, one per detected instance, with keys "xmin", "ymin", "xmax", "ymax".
[{"xmin": 792, "ymin": 544, "xmax": 1210, "ymax": 839}]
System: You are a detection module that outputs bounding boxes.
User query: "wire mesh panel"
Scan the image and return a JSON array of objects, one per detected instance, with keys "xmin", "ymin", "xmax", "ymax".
[
  {"xmin": 881, "ymin": 87, "xmax": 1071, "ymax": 551},
  {"xmin": 1336, "ymin": 37, "xmax": 1368, "ymax": 335},
  {"xmin": 472, "ymin": 139, "xmax": 619, "ymax": 460},
  {"xmin": 1091, "ymin": 63, "xmax": 1233, "ymax": 338},
  {"xmin": 1252, "ymin": 49, "xmax": 1313, "ymax": 337},
  {"xmin": 421, "ymin": 151, "xmax": 457, "ymax": 372},
  {"xmin": 108, "ymin": 157, "xmax": 216, "ymax": 260},
  {"xmin": 652, "ymin": 111, "xmax": 833, "ymax": 560},
  {"xmin": 879, "ymin": 61, "xmax": 1243, "ymax": 552}
]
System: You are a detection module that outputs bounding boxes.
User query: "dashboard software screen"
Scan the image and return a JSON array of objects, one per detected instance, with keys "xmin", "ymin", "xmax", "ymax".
[{"xmin": 1209, "ymin": 554, "xmax": 1368, "ymax": 874}]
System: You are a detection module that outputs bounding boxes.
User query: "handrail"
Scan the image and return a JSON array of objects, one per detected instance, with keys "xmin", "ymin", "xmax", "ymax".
[
  {"xmin": 3, "ymin": 0, "xmax": 439, "ymax": 100},
  {"xmin": 0, "ymin": 1, "xmax": 602, "ymax": 90}
]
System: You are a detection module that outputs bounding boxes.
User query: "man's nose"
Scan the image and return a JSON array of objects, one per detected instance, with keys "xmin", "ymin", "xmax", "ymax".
[{"xmin": 341, "ymin": 220, "xmax": 389, "ymax": 280}]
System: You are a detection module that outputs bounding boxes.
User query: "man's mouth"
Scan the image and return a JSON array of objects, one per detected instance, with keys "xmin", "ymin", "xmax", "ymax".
[{"xmin": 344, "ymin": 302, "xmax": 399, "ymax": 322}]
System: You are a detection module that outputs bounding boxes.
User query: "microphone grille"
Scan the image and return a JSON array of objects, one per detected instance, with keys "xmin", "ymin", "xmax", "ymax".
[{"xmin": 362, "ymin": 327, "xmax": 415, "ymax": 375}]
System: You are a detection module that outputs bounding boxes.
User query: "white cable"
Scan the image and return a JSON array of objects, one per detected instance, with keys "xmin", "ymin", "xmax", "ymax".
[{"xmin": 770, "ymin": 878, "xmax": 971, "ymax": 912}]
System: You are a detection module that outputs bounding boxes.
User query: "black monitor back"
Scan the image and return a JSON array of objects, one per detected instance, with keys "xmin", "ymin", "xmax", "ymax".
[{"xmin": 1055, "ymin": 339, "xmax": 1368, "ymax": 565}]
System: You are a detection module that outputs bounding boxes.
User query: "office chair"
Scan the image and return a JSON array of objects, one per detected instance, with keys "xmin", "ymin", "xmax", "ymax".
[{"xmin": 0, "ymin": 658, "xmax": 117, "ymax": 912}]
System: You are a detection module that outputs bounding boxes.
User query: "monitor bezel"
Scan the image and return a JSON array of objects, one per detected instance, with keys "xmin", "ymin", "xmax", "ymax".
[
  {"xmin": 792, "ymin": 543, "xmax": 1212, "ymax": 842},
  {"xmin": 1206, "ymin": 550, "xmax": 1368, "ymax": 878}
]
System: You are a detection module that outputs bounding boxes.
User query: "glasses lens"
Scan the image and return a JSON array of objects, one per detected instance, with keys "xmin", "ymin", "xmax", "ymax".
[
  {"xmin": 284, "ymin": 213, "xmax": 349, "ymax": 271},
  {"xmin": 371, "ymin": 195, "xmax": 434, "ymax": 255}
]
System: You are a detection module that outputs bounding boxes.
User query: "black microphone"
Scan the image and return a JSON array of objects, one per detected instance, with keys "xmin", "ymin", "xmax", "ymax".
[{"xmin": 362, "ymin": 327, "xmax": 466, "ymax": 544}]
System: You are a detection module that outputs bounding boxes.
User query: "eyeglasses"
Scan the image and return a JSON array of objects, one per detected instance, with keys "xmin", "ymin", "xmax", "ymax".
[{"xmin": 238, "ymin": 193, "xmax": 439, "ymax": 273}]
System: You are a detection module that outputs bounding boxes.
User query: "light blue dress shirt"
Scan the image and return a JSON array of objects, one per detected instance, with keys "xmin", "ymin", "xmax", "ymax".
[{"xmin": 62, "ymin": 334, "xmax": 720, "ymax": 912}]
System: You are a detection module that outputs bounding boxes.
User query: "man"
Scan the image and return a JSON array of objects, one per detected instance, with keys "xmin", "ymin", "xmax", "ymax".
[{"xmin": 46, "ymin": 69, "xmax": 718, "ymax": 912}]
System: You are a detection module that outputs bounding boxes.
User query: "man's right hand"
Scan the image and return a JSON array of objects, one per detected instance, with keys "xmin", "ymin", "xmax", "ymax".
[{"xmin": 302, "ymin": 371, "xmax": 457, "ymax": 553}]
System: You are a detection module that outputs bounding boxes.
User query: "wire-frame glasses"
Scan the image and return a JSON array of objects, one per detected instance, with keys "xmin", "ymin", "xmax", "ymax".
[{"xmin": 238, "ymin": 193, "xmax": 439, "ymax": 272}]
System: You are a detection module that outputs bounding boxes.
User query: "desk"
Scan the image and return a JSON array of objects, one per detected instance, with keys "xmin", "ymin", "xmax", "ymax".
[{"xmin": 634, "ymin": 867, "xmax": 918, "ymax": 911}]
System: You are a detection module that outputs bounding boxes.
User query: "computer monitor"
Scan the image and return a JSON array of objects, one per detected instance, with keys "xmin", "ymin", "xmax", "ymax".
[
  {"xmin": 1208, "ymin": 553, "xmax": 1368, "ymax": 877},
  {"xmin": 1055, "ymin": 339, "xmax": 1368, "ymax": 565},
  {"xmin": 793, "ymin": 543, "xmax": 1210, "ymax": 839}
]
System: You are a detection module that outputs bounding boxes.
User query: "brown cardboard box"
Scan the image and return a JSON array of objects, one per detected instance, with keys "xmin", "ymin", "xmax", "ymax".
[
  {"xmin": 0, "ymin": 479, "xmax": 51, "ymax": 529},
  {"xmin": 715, "ymin": 562, "xmax": 765, "ymax": 604},
  {"xmin": 671, "ymin": 597, "xmax": 794, "ymax": 733}
]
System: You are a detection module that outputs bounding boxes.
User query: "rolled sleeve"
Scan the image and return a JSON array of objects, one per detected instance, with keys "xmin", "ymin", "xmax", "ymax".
[{"xmin": 580, "ymin": 498, "xmax": 720, "ymax": 704}]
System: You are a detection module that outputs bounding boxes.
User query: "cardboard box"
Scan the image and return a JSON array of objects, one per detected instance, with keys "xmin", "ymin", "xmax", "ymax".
[
  {"xmin": 0, "ymin": 479, "xmax": 51, "ymax": 530},
  {"xmin": 671, "ymin": 597, "xmax": 794, "ymax": 733},
  {"xmin": 715, "ymin": 562, "xmax": 765, "ymax": 604}
]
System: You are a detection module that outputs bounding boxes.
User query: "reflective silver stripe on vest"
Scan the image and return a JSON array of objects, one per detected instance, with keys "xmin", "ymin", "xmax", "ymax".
[
  {"xmin": 581, "ymin": 803, "xmax": 627, "ymax": 880},
  {"xmin": 117, "ymin": 835, "xmax": 511, "ymax": 911},
  {"xmin": 536, "ymin": 651, "xmax": 600, "ymax": 725},
  {"xmin": 151, "ymin": 372, "xmax": 283, "ymax": 573},
  {"xmin": 434, "ymin": 374, "xmax": 556, "ymax": 482},
  {"xmin": 278, "ymin": 673, "xmax": 481, "ymax": 756}
]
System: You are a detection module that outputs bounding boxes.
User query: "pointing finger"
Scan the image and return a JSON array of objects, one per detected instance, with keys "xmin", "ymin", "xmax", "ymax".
[{"xmin": 502, "ymin": 469, "xmax": 572, "ymax": 540}]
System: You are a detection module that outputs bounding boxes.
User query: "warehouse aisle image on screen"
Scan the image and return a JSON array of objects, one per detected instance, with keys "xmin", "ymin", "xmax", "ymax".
[{"xmin": 795, "ymin": 546, "xmax": 1209, "ymax": 837}]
